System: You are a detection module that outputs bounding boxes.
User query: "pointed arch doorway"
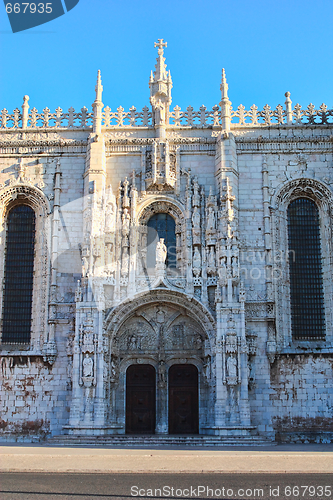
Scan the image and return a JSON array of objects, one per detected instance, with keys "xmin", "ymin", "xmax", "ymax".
[
  {"xmin": 168, "ymin": 364, "xmax": 199, "ymax": 434},
  {"xmin": 126, "ymin": 364, "xmax": 156, "ymax": 434}
]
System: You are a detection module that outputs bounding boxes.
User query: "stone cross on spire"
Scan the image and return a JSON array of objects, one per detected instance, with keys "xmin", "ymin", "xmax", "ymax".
[{"xmin": 154, "ymin": 39, "xmax": 167, "ymax": 55}]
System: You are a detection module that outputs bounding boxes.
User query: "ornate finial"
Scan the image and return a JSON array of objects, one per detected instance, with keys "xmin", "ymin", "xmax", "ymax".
[
  {"xmin": 95, "ymin": 70, "xmax": 103, "ymax": 102},
  {"xmin": 220, "ymin": 68, "xmax": 231, "ymax": 131},
  {"xmin": 149, "ymin": 39, "xmax": 172, "ymax": 133},
  {"xmin": 154, "ymin": 38, "xmax": 167, "ymax": 56},
  {"xmin": 21, "ymin": 95, "xmax": 30, "ymax": 129},
  {"xmin": 93, "ymin": 70, "xmax": 103, "ymax": 134},
  {"xmin": 285, "ymin": 91, "xmax": 292, "ymax": 125},
  {"xmin": 220, "ymin": 68, "xmax": 229, "ymax": 99}
]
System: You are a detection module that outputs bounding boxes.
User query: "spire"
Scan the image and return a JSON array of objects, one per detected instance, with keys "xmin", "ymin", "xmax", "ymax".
[
  {"xmin": 95, "ymin": 70, "xmax": 103, "ymax": 103},
  {"xmin": 220, "ymin": 68, "xmax": 231, "ymax": 132},
  {"xmin": 149, "ymin": 39, "xmax": 173, "ymax": 135},
  {"xmin": 92, "ymin": 70, "xmax": 103, "ymax": 134},
  {"xmin": 220, "ymin": 68, "xmax": 229, "ymax": 100},
  {"xmin": 153, "ymin": 39, "xmax": 168, "ymax": 81}
]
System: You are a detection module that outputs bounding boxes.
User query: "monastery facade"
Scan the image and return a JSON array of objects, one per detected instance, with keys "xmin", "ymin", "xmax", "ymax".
[{"xmin": 0, "ymin": 41, "xmax": 332, "ymax": 443}]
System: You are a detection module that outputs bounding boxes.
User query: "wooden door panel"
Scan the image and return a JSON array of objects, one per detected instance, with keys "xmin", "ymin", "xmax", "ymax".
[
  {"xmin": 169, "ymin": 364, "xmax": 199, "ymax": 434},
  {"xmin": 126, "ymin": 364, "xmax": 155, "ymax": 434}
]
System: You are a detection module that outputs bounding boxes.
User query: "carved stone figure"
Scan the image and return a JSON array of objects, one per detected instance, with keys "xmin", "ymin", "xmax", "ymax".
[
  {"xmin": 227, "ymin": 355, "xmax": 237, "ymax": 378},
  {"xmin": 207, "ymin": 207, "xmax": 216, "ymax": 230},
  {"xmin": 154, "ymin": 101, "xmax": 165, "ymax": 126},
  {"xmin": 156, "ymin": 238, "xmax": 167, "ymax": 264},
  {"xmin": 81, "ymin": 256, "xmax": 89, "ymax": 277},
  {"xmin": 122, "ymin": 208, "xmax": 130, "ymax": 235},
  {"xmin": 83, "ymin": 354, "xmax": 93, "ymax": 378},
  {"xmin": 158, "ymin": 360, "xmax": 166, "ymax": 386},
  {"xmin": 193, "ymin": 247, "xmax": 201, "ymax": 276},
  {"xmin": 105, "ymin": 203, "xmax": 115, "ymax": 232},
  {"xmin": 192, "ymin": 176, "xmax": 200, "ymax": 206},
  {"xmin": 127, "ymin": 333, "xmax": 141, "ymax": 350},
  {"xmin": 208, "ymin": 246, "xmax": 216, "ymax": 268},
  {"xmin": 192, "ymin": 206, "xmax": 200, "ymax": 229}
]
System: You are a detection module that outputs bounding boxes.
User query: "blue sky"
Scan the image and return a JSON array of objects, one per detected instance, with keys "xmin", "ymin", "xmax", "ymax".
[{"xmin": 0, "ymin": 0, "xmax": 332, "ymax": 116}]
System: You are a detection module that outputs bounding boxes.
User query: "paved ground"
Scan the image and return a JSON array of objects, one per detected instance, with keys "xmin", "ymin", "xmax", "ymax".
[
  {"xmin": 1, "ymin": 472, "xmax": 333, "ymax": 500},
  {"xmin": 1, "ymin": 443, "xmax": 333, "ymax": 473}
]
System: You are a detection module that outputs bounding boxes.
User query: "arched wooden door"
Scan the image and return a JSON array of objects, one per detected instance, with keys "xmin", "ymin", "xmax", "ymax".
[
  {"xmin": 126, "ymin": 364, "xmax": 156, "ymax": 434},
  {"xmin": 168, "ymin": 364, "xmax": 199, "ymax": 434}
]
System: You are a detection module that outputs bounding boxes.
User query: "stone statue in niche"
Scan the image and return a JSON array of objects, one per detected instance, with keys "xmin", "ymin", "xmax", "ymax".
[
  {"xmin": 156, "ymin": 238, "xmax": 167, "ymax": 264},
  {"xmin": 81, "ymin": 255, "xmax": 89, "ymax": 277},
  {"xmin": 158, "ymin": 360, "xmax": 167, "ymax": 386},
  {"xmin": 192, "ymin": 206, "xmax": 200, "ymax": 229},
  {"xmin": 122, "ymin": 208, "xmax": 130, "ymax": 235},
  {"xmin": 105, "ymin": 203, "xmax": 115, "ymax": 232},
  {"xmin": 127, "ymin": 333, "xmax": 142, "ymax": 350},
  {"xmin": 208, "ymin": 246, "xmax": 216, "ymax": 269},
  {"xmin": 203, "ymin": 356, "xmax": 211, "ymax": 383},
  {"xmin": 207, "ymin": 207, "xmax": 216, "ymax": 231},
  {"xmin": 193, "ymin": 247, "xmax": 201, "ymax": 276},
  {"xmin": 227, "ymin": 355, "xmax": 237, "ymax": 378},
  {"xmin": 192, "ymin": 176, "xmax": 200, "ymax": 207},
  {"xmin": 154, "ymin": 101, "xmax": 165, "ymax": 126},
  {"xmin": 83, "ymin": 353, "xmax": 93, "ymax": 378}
]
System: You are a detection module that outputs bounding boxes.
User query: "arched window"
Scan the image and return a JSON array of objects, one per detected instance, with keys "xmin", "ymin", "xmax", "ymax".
[
  {"xmin": 2, "ymin": 205, "xmax": 36, "ymax": 343},
  {"xmin": 147, "ymin": 213, "xmax": 176, "ymax": 269},
  {"xmin": 287, "ymin": 198, "xmax": 325, "ymax": 340}
]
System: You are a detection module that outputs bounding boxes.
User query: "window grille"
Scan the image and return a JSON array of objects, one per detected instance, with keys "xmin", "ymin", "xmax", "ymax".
[
  {"xmin": 287, "ymin": 198, "xmax": 325, "ymax": 340},
  {"xmin": 147, "ymin": 213, "xmax": 177, "ymax": 269},
  {"xmin": 2, "ymin": 205, "xmax": 36, "ymax": 343}
]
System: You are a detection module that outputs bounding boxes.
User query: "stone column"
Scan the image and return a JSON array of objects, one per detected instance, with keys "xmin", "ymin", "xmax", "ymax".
[
  {"xmin": 214, "ymin": 303, "xmax": 226, "ymax": 428},
  {"xmin": 94, "ymin": 309, "xmax": 105, "ymax": 426}
]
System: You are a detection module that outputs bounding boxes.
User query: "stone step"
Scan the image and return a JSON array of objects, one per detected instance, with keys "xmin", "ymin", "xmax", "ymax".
[{"xmin": 47, "ymin": 434, "xmax": 273, "ymax": 447}]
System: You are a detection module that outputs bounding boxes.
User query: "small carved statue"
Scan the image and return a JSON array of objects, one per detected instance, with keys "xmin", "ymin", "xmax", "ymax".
[
  {"xmin": 193, "ymin": 247, "xmax": 201, "ymax": 275},
  {"xmin": 208, "ymin": 246, "xmax": 216, "ymax": 268},
  {"xmin": 158, "ymin": 360, "xmax": 166, "ymax": 385},
  {"xmin": 105, "ymin": 203, "xmax": 115, "ymax": 232},
  {"xmin": 81, "ymin": 256, "xmax": 89, "ymax": 277},
  {"xmin": 192, "ymin": 206, "xmax": 200, "ymax": 229},
  {"xmin": 128, "ymin": 334, "xmax": 141, "ymax": 350},
  {"xmin": 83, "ymin": 353, "xmax": 93, "ymax": 378},
  {"xmin": 207, "ymin": 207, "xmax": 216, "ymax": 230},
  {"xmin": 122, "ymin": 208, "xmax": 130, "ymax": 234},
  {"xmin": 227, "ymin": 355, "xmax": 237, "ymax": 378},
  {"xmin": 155, "ymin": 101, "xmax": 165, "ymax": 126},
  {"xmin": 156, "ymin": 238, "xmax": 167, "ymax": 264}
]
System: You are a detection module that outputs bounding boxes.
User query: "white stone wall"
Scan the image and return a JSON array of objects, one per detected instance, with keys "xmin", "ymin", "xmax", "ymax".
[{"xmin": 0, "ymin": 48, "xmax": 332, "ymax": 441}]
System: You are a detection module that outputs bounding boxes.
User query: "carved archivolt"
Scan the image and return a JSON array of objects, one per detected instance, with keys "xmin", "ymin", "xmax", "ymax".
[
  {"xmin": 0, "ymin": 184, "xmax": 51, "ymax": 350},
  {"xmin": 272, "ymin": 177, "xmax": 333, "ymax": 347},
  {"xmin": 274, "ymin": 177, "xmax": 333, "ymax": 213},
  {"xmin": 104, "ymin": 289, "xmax": 216, "ymax": 348},
  {"xmin": 138, "ymin": 198, "xmax": 184, "ymax": 225}
]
